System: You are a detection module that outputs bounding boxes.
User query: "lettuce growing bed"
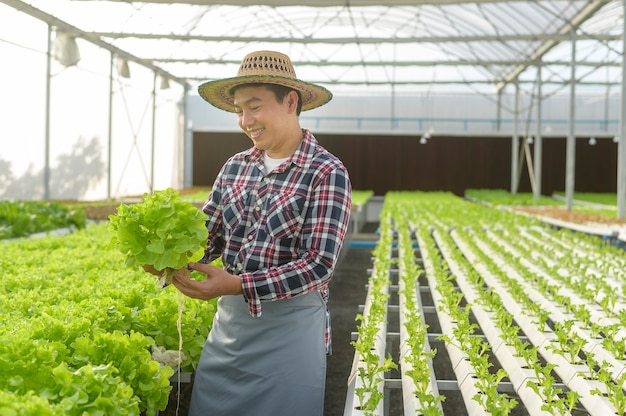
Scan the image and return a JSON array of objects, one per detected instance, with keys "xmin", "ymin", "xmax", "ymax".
[
  {"xmin": 0, "ymin": 188, "xmax": 382, "ymax": 415},
  {"xmin": 345, "ymin": 192, "xmax": 626, "ymax": 415},
  {"xmin": 4, "ymin": 190, "xmax": 626, "ymax": 415},
  {"xmin": 465, "ymin": 189, "xmax": 626, "ymax": 245},
  {"xmin": 0, "ymin": 200, "xmax": 86, "ymax": 239},
  {"xmin": 0, "ymin": 222, "xmax": 217, "ymax": 415}
]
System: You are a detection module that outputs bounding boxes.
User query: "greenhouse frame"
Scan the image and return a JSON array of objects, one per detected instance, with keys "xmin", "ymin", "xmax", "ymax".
[
  {"xmin": 2, "ymin": 2, "xmax": 626, "ymax": 416},
  {"xmin": 2, "ymin": 0, "xmax": 626, "ymax": 213}
]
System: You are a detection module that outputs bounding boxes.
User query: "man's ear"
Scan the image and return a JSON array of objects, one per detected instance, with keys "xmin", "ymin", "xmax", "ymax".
[{"xmin": 286, "ymin": 90, "xmax": 299, "ymax": 113}]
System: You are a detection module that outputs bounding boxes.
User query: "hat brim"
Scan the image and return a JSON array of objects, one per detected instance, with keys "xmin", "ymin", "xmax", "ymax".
[{"xmin": 197, "ymin": 75, "xmax": 332, "ymax": 113}]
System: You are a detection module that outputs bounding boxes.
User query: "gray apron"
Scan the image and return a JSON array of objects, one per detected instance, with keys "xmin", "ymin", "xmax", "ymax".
[{"xmin": 188, "ymin": 291, "xmax": 327, "ymax": 416}]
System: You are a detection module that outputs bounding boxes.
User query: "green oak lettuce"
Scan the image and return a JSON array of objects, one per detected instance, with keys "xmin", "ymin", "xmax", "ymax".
[{"xmin": 108, "ymin": 188, "xmax": 208, "ymax": 286}]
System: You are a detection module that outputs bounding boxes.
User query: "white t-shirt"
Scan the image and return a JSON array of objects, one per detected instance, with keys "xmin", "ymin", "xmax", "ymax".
[{"xmin": 263, "ymin": 152, "xmax": 289, "ymax": 173}]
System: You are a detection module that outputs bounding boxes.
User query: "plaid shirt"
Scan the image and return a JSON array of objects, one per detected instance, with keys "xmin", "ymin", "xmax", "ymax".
[{"xmin": 201, "ymin": 129, "xmax": 352, "ymax": 353}]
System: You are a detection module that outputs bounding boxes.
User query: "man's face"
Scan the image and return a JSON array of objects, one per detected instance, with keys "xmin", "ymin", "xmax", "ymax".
[{"xmin": 233, "ymin": 85, "xmax": 296, "ymax": 156}]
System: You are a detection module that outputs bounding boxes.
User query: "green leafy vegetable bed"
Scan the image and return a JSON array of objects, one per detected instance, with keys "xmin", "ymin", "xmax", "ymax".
[
  {"xmin": 352, "ymin": 190, "xmax": 374, "ymax": 207},
  {"xmin": 0, "ymin": 221, "xmax": 216, "ymax": 415},
  {"xmin": 0, "ymin": 200, "xmax": 86, "ymax": 239}
]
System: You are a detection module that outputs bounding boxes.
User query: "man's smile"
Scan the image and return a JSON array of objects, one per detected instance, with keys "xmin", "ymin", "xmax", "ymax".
[{"xmin": 247, "ymin": 128, "xmax": 265, "ymax": 139}]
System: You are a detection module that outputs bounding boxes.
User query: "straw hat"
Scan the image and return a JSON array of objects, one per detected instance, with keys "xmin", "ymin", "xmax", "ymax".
[{"xmin": 198, "ymin": 50, "xmax": 332, "ymax": 113}]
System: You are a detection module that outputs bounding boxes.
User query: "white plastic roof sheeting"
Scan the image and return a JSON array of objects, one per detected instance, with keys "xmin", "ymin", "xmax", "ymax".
[{"xmin": 3, "ymin": 0, "xmax": 623, "ymax": 96}]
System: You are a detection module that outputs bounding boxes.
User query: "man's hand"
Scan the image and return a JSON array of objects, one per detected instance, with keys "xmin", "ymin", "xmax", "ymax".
[
  {"xmin": 142, "ymin": 264, "xmax": 172, "ymax": 288},
  {"xmin": 172, "ymin": 262, "xmax": 243, "ymax": 301}
]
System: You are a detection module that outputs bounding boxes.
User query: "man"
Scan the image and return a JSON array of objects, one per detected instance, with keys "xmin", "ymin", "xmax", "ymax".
[{"xmin": 171, "ymin": 50, "xmax": 352, "ymax": 415}]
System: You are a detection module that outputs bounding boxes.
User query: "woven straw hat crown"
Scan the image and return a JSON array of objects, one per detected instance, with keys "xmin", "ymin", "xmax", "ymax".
[
  {"xmin": 198, "ymin": 50, "xmax": 332, "ymax": 113},
  {"xmin": 238, "ymin": 51, "xmax": 297, "ymax": 78}
]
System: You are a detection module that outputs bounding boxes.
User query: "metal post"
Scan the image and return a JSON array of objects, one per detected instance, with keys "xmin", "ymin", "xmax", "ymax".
[
  {"xmin": 44, "ymin": 25, "xmax": 52, "ymax": 200},
  {"xmin": 496, "ymin": 88, "xmax": 502, "ymax": 132},
  {"xmin": 150, "ymin": 72, "xmax": 157, "ymax": 193},
  {"xmin": 391, "ymin": 45, "xmax": 397, "ymax": 130},
  {"xmin": 183, "ymin": 85, "xmax": 193, "ymax": 189},
  {"xmin": 565, "ymin": 31, "xmax": 577, "ymax": 211},
  {"xmin": 535, "ymin": 61, "xmax": 543, "ymax": 200},
  {"xmin": 107, "ymin": 52, "xmax": 114, "ymax": 200},
  {"xmin": 605, "ymin": 85, "xmax": 611, "ymax": 133},
  {"xmin": 391, "ymin": 83, "xmax": 395, "ymax": 130},
  {"xmin": 618, "ymin": 0, "xmax": 626, "ymax": 218},
  {"xmin": 511, "ymin": 82, "xmax": 520, "ymax": 194}
]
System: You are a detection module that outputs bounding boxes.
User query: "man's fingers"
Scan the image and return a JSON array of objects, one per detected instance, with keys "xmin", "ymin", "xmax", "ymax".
[
  {"xmin": 172, "ymin": 274, "xmax": 205, "ymax": 299},
  {"xmin": 173, "ymin": 271, "xmax": 194, "ymax": 286},
  {"xmin": 187, "ymin": 261, "xmax": 215, "ymax": 274}
]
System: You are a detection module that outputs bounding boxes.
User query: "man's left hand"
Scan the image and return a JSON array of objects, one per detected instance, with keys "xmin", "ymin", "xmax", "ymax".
[{"xmin": 172, "ymin": 262, "xmax": 243, "ymax": 300}]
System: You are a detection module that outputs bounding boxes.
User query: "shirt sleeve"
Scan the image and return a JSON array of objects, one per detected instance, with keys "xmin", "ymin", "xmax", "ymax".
[{"xmin": 240, "ymin": 165, "xmax": 352, "ymax": 317}]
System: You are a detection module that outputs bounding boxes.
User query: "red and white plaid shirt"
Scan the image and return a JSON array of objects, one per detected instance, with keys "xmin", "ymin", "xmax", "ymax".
[{"xmin": 201, "ymin": 129, "xmax": 352, "ymax": 353}]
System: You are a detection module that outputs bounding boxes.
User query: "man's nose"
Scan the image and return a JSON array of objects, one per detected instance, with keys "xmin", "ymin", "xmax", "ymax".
[{"xmin": 240, "ymin": 111, "xmax": 254, "ymax": 126}]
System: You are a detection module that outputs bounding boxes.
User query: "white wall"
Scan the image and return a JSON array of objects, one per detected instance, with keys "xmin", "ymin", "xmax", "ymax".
[
  {"xmin": 188, "ymin": 90, "xmax": 619, "ymax": 137},
  {"xmin": 0, "ymin": 5, "xmax": 186, "ymax": 201}
]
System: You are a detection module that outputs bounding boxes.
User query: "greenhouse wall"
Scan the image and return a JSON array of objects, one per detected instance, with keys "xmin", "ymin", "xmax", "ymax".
[
  {"xmin": 0, "ymin": 9, "xmax": 186, "ymax": 202},
  {"xmin": 188, "ymin": 91, "xmax": 619, "ymax": 137},
  {"xmin": 193, "ymin": 131, "xmax": 617, "ymax": 197}
]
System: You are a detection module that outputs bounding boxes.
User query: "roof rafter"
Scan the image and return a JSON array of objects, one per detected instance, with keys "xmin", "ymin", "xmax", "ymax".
[
  {"xmin": 1, "ymin": 0, "xmax": 189, "ymax": 86},
  {"xmin": 184, "ymin": 77, "xmax": 621, "ymax": 86},
  {"xmin": 89, "ymin": 31, "xmax": 619, "ymax": 44},
  {"xmin": 153, "ymin": 58, "xmax": 621, "ymax": 68},
  {"xmin": 497, "ymin": 0, "xmax": 612, "ymax": 89},
  {"xmin": 72, "ymin": 0, "xmax": 556, "ymax": 6}
]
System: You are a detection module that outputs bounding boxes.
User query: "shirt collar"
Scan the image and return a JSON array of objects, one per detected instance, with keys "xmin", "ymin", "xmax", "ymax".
[
  {"xmin": 245, "ymin": 129, "xmax": 318, "ymax": 171},
  {"xmin": 291, "ymin": 129, "xmax": 317, "ymax": 169}
]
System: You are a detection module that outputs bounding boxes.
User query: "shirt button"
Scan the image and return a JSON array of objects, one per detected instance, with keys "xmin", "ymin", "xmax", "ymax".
[
  {"xmin": 264, "ymin": 177, "xmax": 270, "ymax": 183},
  {"xmin": 255, "ymin": 206, "xmax": 260, "ymax": 211},
  {"xmin": 248, "ymin": 234, "xmax": 254, "ymax": 240}
]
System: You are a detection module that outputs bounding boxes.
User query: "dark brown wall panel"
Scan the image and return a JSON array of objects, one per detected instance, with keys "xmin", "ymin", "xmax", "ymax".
[
  {"xmin": 193, "ymin": 133, "xmax": 250, "ymax": 187},
  {"xmin": 193, "ymin": 132, "xmax": 617, "ymax": 197}
]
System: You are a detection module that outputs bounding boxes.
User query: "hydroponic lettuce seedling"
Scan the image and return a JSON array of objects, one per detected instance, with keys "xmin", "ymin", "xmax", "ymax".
[{"xmin": 109, "ymin": 188, "xmax": 208, "ymax": 287}]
